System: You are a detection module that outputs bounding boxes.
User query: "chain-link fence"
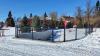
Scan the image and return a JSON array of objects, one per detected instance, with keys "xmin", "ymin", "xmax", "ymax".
[{"xmin": 15, "ymin": 26, "xmax": 93, "ymax": 42}]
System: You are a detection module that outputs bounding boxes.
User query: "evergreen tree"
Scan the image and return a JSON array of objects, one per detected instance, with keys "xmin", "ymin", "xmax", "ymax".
[
  {"xmin": 59, "ymin": 18, "xmax": 64, "ymax": 28},
  {"xmin": 30, "ymin": 13, "xmax": 33, "ymax": 18},
  {"xmin": 44, "ymin": 12, "xmax": 48, "ymax": 17},
  {"xmin": 96, "ymin": 0, "xmax": 99, "ymax": 7},
  {"xmin": 43, "ymin": 12, "xmax": 48, "ymax": 29},
  {"xmin": 6, "ymin": 11, "xmax": 15, "ymax": 27},
  {"xmin": 29, "ymin": 13, "xmax": 33, "ymax": 26},
  {"xmin": 95, "ymin": 0, "xmax": 100, "ymax": 16},
  {"xmin": 67, "ymin": 22, "xmax": 73, "ymax": 28},
  {"xmin": 21, "ymin": 15, "xmax": 30, "ymax": 32},
  {"xmin": 33, "ymin": 15, "xmax": 41, "ymax": 30},
  {"xmin": 21, "ymin": 15, "xmax": 29, "ymax": 26}
]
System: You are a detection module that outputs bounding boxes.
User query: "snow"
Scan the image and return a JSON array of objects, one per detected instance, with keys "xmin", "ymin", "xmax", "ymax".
[{"xmin": 0, "ymin": 27, "xmax": 100, "ymax": 56}]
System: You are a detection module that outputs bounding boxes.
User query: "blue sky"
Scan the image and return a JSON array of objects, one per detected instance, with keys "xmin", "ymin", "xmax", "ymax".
[{"xmin": 0, "ymin": 0, "xmax": 97, "ymax": 21}]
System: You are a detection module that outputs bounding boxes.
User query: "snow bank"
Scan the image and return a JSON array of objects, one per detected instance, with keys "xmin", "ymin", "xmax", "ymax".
[{"xmin": 2, "ymin": 27, "xmax": 15, "ymax": 36}]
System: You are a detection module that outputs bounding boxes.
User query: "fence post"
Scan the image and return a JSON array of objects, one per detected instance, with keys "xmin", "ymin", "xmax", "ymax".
[
  {"xmin": 85, "ymin": 28, "xmax": 87, "ymax": 36},
  {"xmin": 16, "ymin": 26, "xmax": 19, "ymax": 38},
  {"xmin": 90, "ymin": 24, "xmax": 93, "ymax": 33},
  {"xmin": 52, "ymin": 29, "xmax": 54, "ymax": 42},
  {"xmin": 19, "ymin": 27, "xmax": 21, "ymax": 37},
  {"xmin": 17, "ymin": 26, "xmax": 18, "ymax": 38},
  {"xmin": 75, "ymin": 27, "xmax": 77, "ymax": 40},
  {"xmin": 32, "ymin": 27, "xmax": 34, "ymax": 40},
  {"xmin": 64, "ymin": 27, "xmax": 66, "ymax": 42},
  {"xmin": 15, "ymin": 26, "xmax": 17, "ymax": 37}
]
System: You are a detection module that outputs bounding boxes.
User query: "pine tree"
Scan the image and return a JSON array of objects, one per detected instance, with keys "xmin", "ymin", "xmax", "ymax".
[
  {"xmin": 29, "ymin": 13, "xmax": 33, "ymax": 26},
  {"xmin": 95, "ymin": 0, "xmax": 100, "ymax": 16},
  {"xmin": 67, "ymin": 22, "xmax": 73, "ymax": 28},
  {"xmin": 6, "ymin": 11, "xmax": 15, "ymax": 27},
  {"xmin": 96, "ymin": 0, "xmax": 99, "ymax": 7},
  {"xmin": 59, "ymin": 18, "xmax": 64, "ymax": 28},
  {"xmin": 30, "ymin": 13, "xmax": 33, "ymax": 18},
  {"xmin": 21, "ymin": 15, "xmax": 30, "ymax": 32},
  {"xmin": 44, "ymin": 12, "xmax": 48, "ymax": 17},
  {"xmin": 22, "ymin": 15, "xmax": 29, "ymax": 26},
  {"xmin": 33, "ymin": 15, "xmax": 41, "ymax": 30},
  {"xmin": 43, "ymin": 12, "xmax": 48, "ymax": 29}
]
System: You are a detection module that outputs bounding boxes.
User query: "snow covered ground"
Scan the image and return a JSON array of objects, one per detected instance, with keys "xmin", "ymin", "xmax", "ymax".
[{"xmin": 0, "ymin": 27, "xmax": 100, "ymax": 56}]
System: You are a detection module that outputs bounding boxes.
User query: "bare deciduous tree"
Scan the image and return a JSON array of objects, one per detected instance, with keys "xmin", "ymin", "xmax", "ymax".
[
  {"xmin": 86, "ymin": 0, "xmax": 91, "ymax": 33},
  {"xmin": 75, "ymin": 6, "xmax": 83, "ymax": 28}
]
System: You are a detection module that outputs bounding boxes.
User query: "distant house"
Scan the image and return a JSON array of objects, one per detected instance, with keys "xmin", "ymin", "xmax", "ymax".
[{"xmin": 61, "ymin": 16, "xmax": 74, "ymax": 22}]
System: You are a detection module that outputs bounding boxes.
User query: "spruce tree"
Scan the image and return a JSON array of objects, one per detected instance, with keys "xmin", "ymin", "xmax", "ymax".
[
  {"xmin": 21, "ymin": 15, "xmax": 30, "ymax": 32},
  {"xmin": 6, "ymin": 11, "xmax": 15, "ymax": 27},
  {"xmin": 33, "ymin": 15, "xmax": 40, "ymax": 31},
  {"xmin": 59, "ymin": 18, "xmax": 64, "ymax": 28},
  {"xmin": 30, "ymin": 13, "xmax": 32, "ymax": 18},
  {"xmin": 67, "ymin": 22, "xmax": 73, "ymax": 28},
  {"xmin": 35, "ymin": 16, "xmax": 40, "ymax": 28},
  {"xmin": 96, "ymin": 0, "xmax": 99, "ymax": 7},
  {"xmin": 43, "ymin": 12, "xmax": 48, "ymax": 29},
  {"xmin": 95, "ymin": 0, "xmax": 100, "ymax": 16}
]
